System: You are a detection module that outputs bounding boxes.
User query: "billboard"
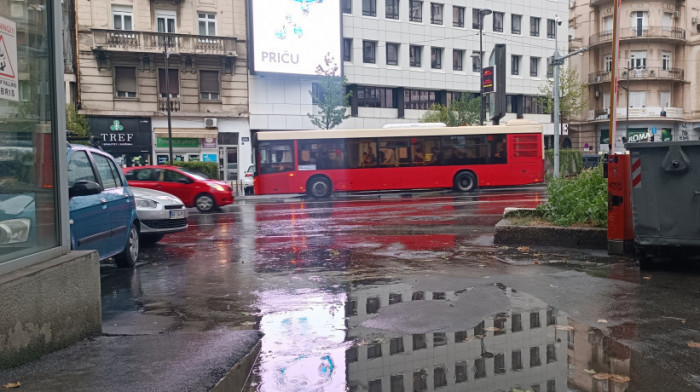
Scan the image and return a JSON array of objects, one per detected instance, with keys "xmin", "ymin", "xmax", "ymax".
[{"xmin": 250, "ymin": 0, "xmax": 341, "ymax": 76}]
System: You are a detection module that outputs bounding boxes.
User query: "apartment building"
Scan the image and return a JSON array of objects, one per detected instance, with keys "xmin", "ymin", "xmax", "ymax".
[
  {"xmin": 249, "ymin": 0, "xmax": 569, "ymax": 133},
  {"xmin": 73, "ymin": 0, "xmax": 250, "ymax": 181},
  {"xmin": 568, "ymin": 0, "xmax": 700, "ymax": 153}
]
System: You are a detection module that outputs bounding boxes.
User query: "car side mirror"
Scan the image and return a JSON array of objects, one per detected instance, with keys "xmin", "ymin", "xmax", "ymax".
[{"xmin": 69, "ymin": 180, "xmax": 103, "ymax": 198}]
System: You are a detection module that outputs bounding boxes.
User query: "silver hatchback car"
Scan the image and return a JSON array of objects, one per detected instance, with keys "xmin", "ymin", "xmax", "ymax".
[{"xmin": 131, "ymin": 187, "xmax": 188, "ymax": 245}]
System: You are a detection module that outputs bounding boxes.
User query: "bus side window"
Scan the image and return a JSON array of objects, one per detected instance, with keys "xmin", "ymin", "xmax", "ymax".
[
  {"xmin": 260, "ymin": 141, "xmax": 294, "ymax": 174},
  {"xmin": 412, "ymin": 137, "xmax": 441, "ymax": 166},
  {"xmin": 347, "ymin": 139, "xmax": 377, "ymax": 168}
]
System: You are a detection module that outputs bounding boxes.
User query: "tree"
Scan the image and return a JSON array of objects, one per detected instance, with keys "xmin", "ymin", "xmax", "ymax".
[
  {"xmin": 420, "ymin": 95, "xmax": 481, "ymax": 126},
  {"xmin": 307, "ymin": 54, "xmax": 352, "ymax": 130},
  {"xmin": 66, "ymin": 103, "xmax": 88, "ymax": 137},
  {"xmin": 537, "ymin": 66, "xmax": 588, "ymax": 123}
]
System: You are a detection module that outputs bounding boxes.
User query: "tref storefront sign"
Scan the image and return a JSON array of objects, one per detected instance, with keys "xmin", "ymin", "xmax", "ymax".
[{"xmin": 88, "ymin": 117, "xmax": 152, "ymax": 152}]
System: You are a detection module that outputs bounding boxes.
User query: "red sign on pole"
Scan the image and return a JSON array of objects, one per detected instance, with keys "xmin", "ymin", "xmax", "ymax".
[{"xmin": 481, "ymin": 66, "xmax": 494, "ymax": 93}]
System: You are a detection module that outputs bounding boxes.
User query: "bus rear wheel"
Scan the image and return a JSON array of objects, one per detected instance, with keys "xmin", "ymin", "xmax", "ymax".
[
  {"xmin": 307, "ymin": 176, "xmax": 332, "ymax": 198},
  {"xmin": 454, "ymin": 171, "xmax": 477, "ymax": 192}
]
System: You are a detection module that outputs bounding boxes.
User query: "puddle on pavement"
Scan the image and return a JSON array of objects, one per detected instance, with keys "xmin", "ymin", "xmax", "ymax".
[{"xmin": 245, "ymin": 282, "xmax": 632, "ymax": 392}]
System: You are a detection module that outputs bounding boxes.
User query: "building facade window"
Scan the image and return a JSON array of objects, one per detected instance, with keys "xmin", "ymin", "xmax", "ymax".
[
  {"xmin": 342, "ymin": 0, "xmax": 352, "ymax": 14},
  {"xmin": 198, "ymin": 12, "xmax": 216, "ymax": 36},
  {"xmin": 530, "ymin": 57, "xmax": 539, "ymax": 77},
  {"xmin": 603, "ymin": 15, "xmax": 613, "ymax": 32},
  {"xmin": 386, "ymin": 0, "xmax": 399, "ymax": 19},
  {"xmin": 362, "ymin": 0, "xmax": 377, "ymax": 16},
  {"xmin": 530, "ymin": 17, "xmax": 540, "ymax": 37},
  {"xmin": 430, "ymin": 3, "xmax": 443, "ymax": 25},
  {"xmin": 547, "ymin": 18, "xmax": 556, "ymax": 38},
  {"xmin": 662, "ymin": 51, "xmax": 671, "ymax": 70},
  {"xmin": 630, "ymin": 50, "xmax": 647, "ymax": 69},
  {"xmin": 363, "ymin": 40, "xmax": 377, "ymax": 63},
  {"xmin": 113, "ymin": 5, "xmax": 133, "ymax": 30},
  {"xmin": 511, "ymin": 55, "xmax": 520, "ymax": 75},
  {"xmin": 453, "ymin": 49, "xmax": 464, "ymax": 71},
  {"xmin": 453, "ymin": 6, "xmax": 465, "ymax": 27},
  {"xmin": 632, "ymin": 11, "xmax": 649, "ymax": 36},
  {"xmin": 663, "ymin": 12, "xmax": 672, "ymax": 31},
  {"xmin": 199, "ymin": 70, "xmax": 219, "ymax": 100},
  {"xmin": 512, "ymin": 14, "xmax": 521, "ymax": 34},
  {"xmin": 472, "ymin": 8, "xmax": 482, "ymax": 29},
  {"xmin": 493, "ymin": 12, "xmax": 504, "ymax": 32},
  {"xmin": 404, "ymin": 89, "xmax": 437, "ymax": 109},
  {"xmin": 343, "ymin": 38, "xmax": 352, "ymax": 61},
  {"xmin": 409, "ymin": 45, "xmax": 422, "ymax": 67},
  {"xmin": 472, "ymin": 50, "xmax": 481, "ymax": 72},
  {"xmin": 409, "ymin": 0, "xmax": 423, "ymax": 22},
  {"xmin": 386, "ymin": 43, "xmax": 399, "ymax": 65},
  {"xmin": 114, "ymin": 66, "xmax": 137, "ymax": 98},
  {"xmin": 431, "ymin": 47, "xmax": 442, "ymax": 69},
  {"xmin": 357, "ymin": 86, "xmax": 396, "ymax": 108},
  {"xmin": 604, "ymin": 54, "xmax": 612, "ymax": 72},
  {"xmin": 158, "ymin": 68, "xmax": 179, "ymax": 97}
]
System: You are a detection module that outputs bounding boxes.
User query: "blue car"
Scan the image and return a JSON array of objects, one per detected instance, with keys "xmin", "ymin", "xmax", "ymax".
[{"xmin": 67, "ymin": 144, "xmax": 140, "ymax": 268}]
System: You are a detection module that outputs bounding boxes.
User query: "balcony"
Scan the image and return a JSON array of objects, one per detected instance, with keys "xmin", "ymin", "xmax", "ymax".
[
  {"xmin": 587, "ymin": 106, "xmax": 683, "ymax": 121},
  {"xmin": 91, "ymin": 29, "xmax": 238, "ymax": 57},
  {"xmin": 589, "ymin": 27, "xmax": 685, "ymax": 46},
  {"xmin": 158, "ymin": 97, "xmax": 181, "ymax": 112},
  {"xmin": 588, "ymin": 67, "xmax": 684, "ymax": 84}
]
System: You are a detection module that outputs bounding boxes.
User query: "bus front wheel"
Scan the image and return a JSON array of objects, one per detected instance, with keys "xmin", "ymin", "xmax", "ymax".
[
  {"xmin": 454, "ymin": 171, "xmax": 477, "ymax": 192},
  {"xmin": 307, "ymin": 176, "xmax": 332, "ymax": 198}
]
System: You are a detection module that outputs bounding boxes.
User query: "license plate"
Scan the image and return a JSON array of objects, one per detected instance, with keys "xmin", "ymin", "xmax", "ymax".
[{"xmin": 169, "ymin": 210, "xmax": 185, "ymax": 219}]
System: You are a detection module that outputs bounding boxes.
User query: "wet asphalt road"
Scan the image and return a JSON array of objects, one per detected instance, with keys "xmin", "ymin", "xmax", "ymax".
[{"xmin": 100, "ymin": 186, "xmax": 700, "ymax": 392}]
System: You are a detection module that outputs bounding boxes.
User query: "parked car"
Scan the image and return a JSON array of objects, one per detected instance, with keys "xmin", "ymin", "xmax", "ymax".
[
  {"xmin": 131, "ymin": 187, "xmax": 188, "ymax": 245},
  {"xmin": 242, "ymin": 165, "xmax": 254, "ymax": 195},
  {"xmin": 123, "ymin": 165, "xmax": 234, "ymax": 212},
  {"xmin": 67, "ymin": 144, "xmax": 139, "ymax": 267}
]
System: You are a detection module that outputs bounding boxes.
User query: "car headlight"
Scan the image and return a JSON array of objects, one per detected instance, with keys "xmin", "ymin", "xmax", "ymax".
[
  {"xmin": 211, "ymin": 184, "xmax": 225, "ymax": 192},
  {"xmin": 135, "ymin": 198, "xmax": 158, "ymax": 208},
  {"xmin": 0, "ymin": 218, "xmax": 31, "ymax": 245}
]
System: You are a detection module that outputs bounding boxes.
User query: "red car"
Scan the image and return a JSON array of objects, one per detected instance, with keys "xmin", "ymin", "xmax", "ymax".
[{"xmin": 123, "ymin": 165, "xmax": 233, "ymax": 212}]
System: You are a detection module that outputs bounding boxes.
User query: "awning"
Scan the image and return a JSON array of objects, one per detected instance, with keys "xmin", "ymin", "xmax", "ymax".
[{"xmin": 154, "ymin": 128, "xmax": 218, "ymax": 139}]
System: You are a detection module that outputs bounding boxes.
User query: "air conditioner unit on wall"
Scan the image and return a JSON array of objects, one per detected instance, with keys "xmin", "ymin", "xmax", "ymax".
[{"xmin": 204, "ymin": 118, "xmax": 217, "ymax": 128}]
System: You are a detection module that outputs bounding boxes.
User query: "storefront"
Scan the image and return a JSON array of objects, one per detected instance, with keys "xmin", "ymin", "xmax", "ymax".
[
  {"xmin": 153, "ymin": 129, "xmax": 219, "ymax": 164},
  {"xmin": 88, "ymin": 117, "xmax": 152, "ymax": 167}
]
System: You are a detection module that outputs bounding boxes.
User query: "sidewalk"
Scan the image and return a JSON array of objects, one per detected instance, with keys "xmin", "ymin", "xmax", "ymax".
[{"xmin": 0, "ymin": 327, "xmax": 262, "ymax": 392}]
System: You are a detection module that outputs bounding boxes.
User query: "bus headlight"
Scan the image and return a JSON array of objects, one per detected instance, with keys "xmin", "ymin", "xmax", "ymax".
[{"xmin": 0, "ymin": 218, "xmax": 31, "ymax": 245}]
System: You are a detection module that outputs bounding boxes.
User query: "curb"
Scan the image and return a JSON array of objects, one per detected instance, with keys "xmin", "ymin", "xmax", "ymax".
[{"xmin": 494, "ymin": 218, "xmax": 607, "ymax": 250}]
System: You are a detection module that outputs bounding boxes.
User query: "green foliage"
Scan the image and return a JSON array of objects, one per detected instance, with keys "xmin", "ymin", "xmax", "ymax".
[
  {"xmin": 66, "ymin": 103, "xmax": 88, "ymax": 136},
  {"xmin": 537, "ymin": 163, "xmax": 608, "ymax": 227},
  {"xmin": 537, "ymin": 66, "xmax": 588, "ymax": 122},
  {"xmin": 171, "ymin": 161, "xmax": 220, "ymax": 180},
  {"xmin": 420, "ymin": 96, "xmax": 481, "ymax": 126},
  {"xmin": 307, "ymin": 53, "xmax": 351, "ymax": 130},
  {"xmin": 545, "ymin": 149, "xmax": 584, "ymax": 176}
]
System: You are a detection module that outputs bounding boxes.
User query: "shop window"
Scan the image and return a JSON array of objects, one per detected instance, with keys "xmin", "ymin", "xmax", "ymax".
[
  {"xmin": 259, "ymin": 141, "xmax": 294, "ymax": 174},
  {"xmin": 158, "ymin": 68, "xmax": 180, "ymax": 98},
  {"xmin": 199, "ymin": 70, "xmax": 220, "ymax": 101},
  {"xmin": 115, "ymin": 66, "xmax": 137, "ymax": 98}
]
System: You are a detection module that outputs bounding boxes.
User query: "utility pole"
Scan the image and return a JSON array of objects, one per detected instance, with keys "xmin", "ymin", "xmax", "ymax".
[
  {"xmin": 163, "ymin": 34, "xmax": 173, "ymax": 164},
  {"xmin": 550, "ymin": 41, "xmax": 588, "ymax": 178},
  {"xmin": 478, "ymin": 9, "xmax": 492, "ymax": 125}
]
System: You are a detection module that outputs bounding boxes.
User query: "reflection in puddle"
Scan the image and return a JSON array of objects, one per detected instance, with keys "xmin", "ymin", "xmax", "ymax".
[{"xmin": 248, "ymin": 283, "xmax": 631, "ymax": 392}]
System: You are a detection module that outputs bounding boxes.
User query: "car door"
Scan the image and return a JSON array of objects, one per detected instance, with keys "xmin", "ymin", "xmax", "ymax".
[
  {"xmin": 158, "ymin": 168, "xmax": 196, "ymax": 205},
  {"xmin": 68, "ymin": 149, "xmax": 113, "ymax": 257},
  {"xmin": 90, "ymin": 151, "xmax": 135, "ymax": 255}
]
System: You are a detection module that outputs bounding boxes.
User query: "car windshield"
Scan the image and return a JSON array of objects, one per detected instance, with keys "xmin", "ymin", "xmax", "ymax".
[{"xmin": 177, "ymin": 168, "xmax": 210, "ymax": 181}]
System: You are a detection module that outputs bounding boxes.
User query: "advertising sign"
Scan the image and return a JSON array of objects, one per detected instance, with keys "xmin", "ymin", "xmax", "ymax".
[
  {"xmin": 250, "ymin": 0, "xmax": 341, "ymax": 76},
  {"xmin": 481, "ymin": 66, "xmax": 494, "ymax": 93},
  {"xmin": 0, "ymin": 16, "xmax": 18, "ymax": 101},
  {"xmin": 89, "ymin": 117, "xmax": 152, "ymax": 152}
]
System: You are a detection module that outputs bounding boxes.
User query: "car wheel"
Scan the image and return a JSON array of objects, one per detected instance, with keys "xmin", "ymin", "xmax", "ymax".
[
  {"xmin": 140, "ymin": 234, "xmax": 165, "ymax": 246},
  {"xmin": 307, "ymin": 176, "xmax": 332, "ymax": 198},
  {"xmin": 454, "ymin": 171, "xmax": 477, "ymax": 192},
  {"xmin": 195, "ymin": 193, "xmax": 216, "ymax": 212},
  {"xmin": 115, "ymin": 223, "xmax": 139, "ymax": 268}
]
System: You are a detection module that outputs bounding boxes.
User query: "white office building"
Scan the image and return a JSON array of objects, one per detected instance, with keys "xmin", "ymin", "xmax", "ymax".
[{"xmin": 249, "ymin": 0, "xmax": 569, "ymax": 134}]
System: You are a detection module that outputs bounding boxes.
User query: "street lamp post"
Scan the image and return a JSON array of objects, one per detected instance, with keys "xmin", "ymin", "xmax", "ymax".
[
  {"xmin": 163, "ymin": 33, "xmax": 174, "ymax": 164},
  {"xmin": 478, "ymin": 9, "xmax": 492, "ymax": 126}
]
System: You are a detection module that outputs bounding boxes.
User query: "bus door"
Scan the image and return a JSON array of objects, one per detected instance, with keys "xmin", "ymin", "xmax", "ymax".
[{"xmin": 258, "ymin": 141, "xmax": 295, "ymax": 194}]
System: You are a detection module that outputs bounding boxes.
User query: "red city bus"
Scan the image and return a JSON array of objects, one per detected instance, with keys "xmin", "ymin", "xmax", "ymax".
[{"xmin": 253, "ymin": 119, "xmax": 543, "ymax": 198}]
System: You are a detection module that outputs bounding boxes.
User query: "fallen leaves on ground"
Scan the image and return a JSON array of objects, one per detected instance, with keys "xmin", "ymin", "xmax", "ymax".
[
  {"xmin": 661, "ymin": 316, "xmax": 687, "ymax": 324},
  {"xmin": 517, "ymin": 246, "xmax": 530, "ymax": 252},
  {"xmin": 591, "ymin": 373, "xmax": 630, "ymax": 383},
  {"xmin": 597, "ymin": 319, "xmax": 608, "ymax": 323},
  {"xmin": 583, "ymin": 369, "xmax": 597, "ymax": 375},
  {"xmin": 642, "ymin": 275, "xmax": 652, "ymax": 280},
  {"xmin": 688, "ymin": 342, "xmax": 700, "ymax": 349},
  {"xmin": 484, "ymin": 327, "xmax": 501, "ymax": 332},
  {"xmin": 555, "ymin": 325, "xmax": 574, "ymax": 331},
  {"xmin": 3, "ymin": 382, "xmax": 21, "ymax": 389}
]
